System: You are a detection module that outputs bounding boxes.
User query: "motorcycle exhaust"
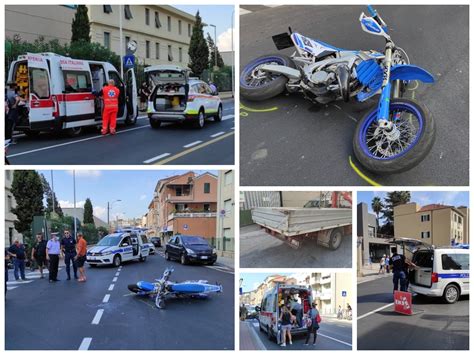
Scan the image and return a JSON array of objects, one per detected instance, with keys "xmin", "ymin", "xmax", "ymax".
[{"xmin": 336, "ymin": 65, "xmax": 351, "ymax": 102}]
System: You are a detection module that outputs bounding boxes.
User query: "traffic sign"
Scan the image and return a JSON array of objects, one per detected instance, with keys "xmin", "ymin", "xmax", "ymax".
[
  {"xmin": 394, "ymin": 291, "xmax": 412, "ymax": 315},
  {"xmin": 123, "ymin": 55, "xmax": 135, "ymax": 69},
  {"xmin": 183, "ymin": 224, "xmax": 189, "ymax": 231},
  {"xmin": 220, "ymin": 209, "xmax": 226, "ymax": 217},
  {"xmin": 342, "ymin": 291, "xmax": 347, "ymax": 297}
]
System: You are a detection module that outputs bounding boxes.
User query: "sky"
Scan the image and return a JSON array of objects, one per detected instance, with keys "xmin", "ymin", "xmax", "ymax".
[
  {"xmin": 37, "ymin": 170, "xmax": 217, "ymax": 223},
  {"xmin": 240, "ymin": 272, "xmax": 292, "ymax": 293},
  {"xmin": 358, "ymin": 191, "xmax": 469, "ymax": 215},
  {"xmin": 174, "ymin": 5, "xmax": 234, "ymax": 52}
]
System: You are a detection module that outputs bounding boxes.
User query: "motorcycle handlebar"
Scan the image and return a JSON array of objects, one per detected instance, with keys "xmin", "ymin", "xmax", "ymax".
[
  {"xmin": 367, "ymin": 5, "xmax": 388, "ymax": 33},
  {"xmin": 367, "ymin": 5, "xmax": 377, "ymax": 17}
]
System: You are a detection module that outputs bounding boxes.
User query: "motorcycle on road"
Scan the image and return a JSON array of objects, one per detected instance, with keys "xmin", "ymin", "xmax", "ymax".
[{"xmin": 240, "ymin": 5, "xmax": 435, "ymax": 175}]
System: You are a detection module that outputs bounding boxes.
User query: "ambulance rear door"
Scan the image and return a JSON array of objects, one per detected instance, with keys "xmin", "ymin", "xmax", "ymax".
[
  {"xmin": 125, "ymin": 68, "xmax": 138, "ymax": 123},
  {"xmin": 27, "ymin": 53, "xmax": 54, "ymax": 127}
]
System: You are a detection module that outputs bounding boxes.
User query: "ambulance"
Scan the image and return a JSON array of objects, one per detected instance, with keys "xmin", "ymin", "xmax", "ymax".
[{"xmin": 7, "ymin": 52, "xmax": 138, "ymax": 137}]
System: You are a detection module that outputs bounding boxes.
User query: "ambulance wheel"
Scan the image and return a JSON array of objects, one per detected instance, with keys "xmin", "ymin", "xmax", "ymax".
[
  {"xmin": 194, "ymin": 109, "xmax": 205, "ymax": 129},
  {"xmin": 113, "ymin": 255, "xmax": 122, "ymax": 267},
  {"xmin": 328, "ymin": 228, "xmax": 344, "ymax": 250},
  {"xmin": 66, "ymin": 127, "xmax": 83, "ymax": 137},
  {"xmin": 150, "ymin": 118, "xmax": 162, "ymax": 129},
  {"xmin": 24, "ymin": 130, "xmax": 40, "ymax": 138},
  {"xmin": 443, "ymin": 284, "xmax": 460, "ymax": 304},
  {"xmin": 214, "ymin": 105, "xmax": 223, "ymax": 122}
]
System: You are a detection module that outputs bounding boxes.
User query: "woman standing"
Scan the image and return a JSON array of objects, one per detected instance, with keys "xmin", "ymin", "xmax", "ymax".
[
  {"xmin": 305, "ymin": 303, "xmax": 320, "ymax": 346},
  {"xmin": 279, "ymin": 305, "xmax": 293, "ymax": 347}
]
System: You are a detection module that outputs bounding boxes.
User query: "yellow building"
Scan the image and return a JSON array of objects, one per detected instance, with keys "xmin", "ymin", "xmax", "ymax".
[
  {"xmin": 216, "ymin": 170, "xmax": 235, "ymax": 258},
  {"xmin": 394, "ymin": 203, "xmax": 469, "ymax": 246}
]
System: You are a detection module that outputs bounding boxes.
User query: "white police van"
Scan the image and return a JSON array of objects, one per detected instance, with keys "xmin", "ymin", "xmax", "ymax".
[
  {"xmin": 393, "ymin": 238, "xmax": 469, "ymax": 304},
  {"xmin": 87, "ymin": 231, "xmax": 150, "ymax": 267}
]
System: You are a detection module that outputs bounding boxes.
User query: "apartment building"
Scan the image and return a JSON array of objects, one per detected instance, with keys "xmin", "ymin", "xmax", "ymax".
[
  {"xmin": 87, "ymin": 5, "xmax": 196, "ymax": 67},
  {"xmin": 216, "ymin": 170, "xmax": 235, "ymax": 258},
  {"xmin": 5, "ymin": 171, "xmax": 23, "ymax": 246},
  {"xmin": 394, "ymin": 203, "xmax": 469, "ymax": 246},
  {"xmin": 152, "ymin": 171, "xmax": 217, "ymax": 244}
]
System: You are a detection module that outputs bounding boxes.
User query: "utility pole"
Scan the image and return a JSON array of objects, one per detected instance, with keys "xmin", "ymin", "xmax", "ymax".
[
  {"xmin": 50, "ymin": 170, "xmax": 55, "ymax": 213},
  {"xmin": 231, "ymin": 10, "xmax": 234, "ymax": 97},
  {"xmin": 119, "ymin": 4, "xmax": 124, "ymax": 78},
  {"xmin": 73, "ymin": 170, "xmax": 77, "ymax": 236}
]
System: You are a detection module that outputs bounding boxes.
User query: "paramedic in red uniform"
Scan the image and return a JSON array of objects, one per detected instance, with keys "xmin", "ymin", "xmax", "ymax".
[{"xmin": 101, "ymin": 79, "xmax": 120, "ymax": 135}]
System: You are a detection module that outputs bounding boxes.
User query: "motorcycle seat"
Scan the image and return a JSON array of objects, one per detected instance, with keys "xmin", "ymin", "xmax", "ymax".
[{"xmin": 137, "ymin": 281, "xmax": 155, "ymax": 292}]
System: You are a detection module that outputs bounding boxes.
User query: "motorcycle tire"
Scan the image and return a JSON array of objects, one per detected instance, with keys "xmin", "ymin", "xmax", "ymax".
[
  {"xmin": 353, "ymin": 98, "xmax": 435, "ymax": 175},
  {"xmin": 240, "ymin": 54, "xmax": 295, "ymax": 101}
]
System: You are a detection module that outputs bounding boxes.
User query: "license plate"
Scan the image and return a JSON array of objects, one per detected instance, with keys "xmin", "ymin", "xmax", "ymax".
[
  {"xmin": 201, "ymin": 256, "xmax": 208, "ymax": 259},
  {"xmin": 89, "ymin": 257, "xmax": 97, "ymax": 261}
]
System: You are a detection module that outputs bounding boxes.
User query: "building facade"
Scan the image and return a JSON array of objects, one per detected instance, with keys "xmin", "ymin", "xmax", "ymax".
[
  {"xmin": 61, "ymin": 208, "xmax": 108, "ymax": 229},
  {"xmin": 5, "ymin": 171, "xmax": 23, "ymax": 246},
  {"xmin": 215, "ymin": 170, "xmax": 234, "ymax": 259},
  {"xmin": 394, "ymin": 203, "xmax": 469, "ymax": 246}
]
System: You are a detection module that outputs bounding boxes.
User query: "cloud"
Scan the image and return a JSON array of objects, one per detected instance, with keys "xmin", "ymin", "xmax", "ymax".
[
  {"xmin": 139, "ymin": 194, "xmax": 147, "ymax": 201},
  {"xmin": 58, "ymin": 200, "xmax": 109, "ymax": 221},
  {"xmin": 58, "ymin": 200, "xmax": 86, "ymax": 208},
  {"xmin": 66, "ymin": 170, "xmax": 102, "ymax": 178},
  {"xmin": 216, "ymin": 27, "xmax": 234, "ymax": 52}
]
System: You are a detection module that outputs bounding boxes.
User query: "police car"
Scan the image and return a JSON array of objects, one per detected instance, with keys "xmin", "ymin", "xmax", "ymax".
[
  {"xmin": 145, "ymin": 65, "xmax": 223, "ymax": 129},
  {"xmin": 393, "ymin": 238, "xmax": 469, "ymax": 304},
  {"xmin": 86, "ymin": 232, "xmax": 150, "ymax": 267}
]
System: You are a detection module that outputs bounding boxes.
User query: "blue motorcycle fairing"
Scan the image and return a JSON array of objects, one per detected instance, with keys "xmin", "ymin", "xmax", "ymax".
[
  {"xmin": 171, "ymin": 283, "xmax": 207, "ymax": 293},
  {"xmin": 390, "ymin": 64, "xmax": 435, "ymax": 83},
  {"xmin": 291, "ymin": 33, "xmax": 351, "ymax": 58}
]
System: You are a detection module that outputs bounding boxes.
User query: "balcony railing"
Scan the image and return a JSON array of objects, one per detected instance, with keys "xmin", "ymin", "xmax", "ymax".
[
  {"xmin": 166, "ymin": 195, "xmax": 193, "ymax": 202},
  {"xmin": 168, "ymin": 212, "xmax": 217, "ymax": 221}
]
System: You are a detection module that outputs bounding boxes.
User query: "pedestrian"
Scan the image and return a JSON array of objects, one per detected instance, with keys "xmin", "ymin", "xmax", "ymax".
[
  {"xmin": 139, "ymin": 81, "xmax": 150, "ymax": 111},
  {"xmin": 379, "ymin": 254, "xmax": 386, "ymax": 274},
  {"xmin": 385, "ymin": 255, "xmax": 390, "ymax": 273},
  {"xmin": 209, "ymin": 81, "xmax": 217, "ymax": 94},
  {"xmin": 346, "ymin": 303, "xmax": 352, "ymax": 320},
  {"xmin": 46, "ymin": 233, "xmax": 61, "ymax": 283},
  {"xmin": 5, "ymin": 248, "xmax": 10, "ymax": 295},
  {"xmin": 337, "ymin": 305, "xmax": 343, "ymax": 319},
  {"xmin": 31, "ymin": 233, "xmax": 47, "ymax": 279},
  {"xmin": 6, "ymin": 82, "xmax": 26, "ymax": 144},
  {"xmin": 8, "ymin": 240, "xmax": 27, "ymax": 281},
  {"xmin": 240, "ymin": 303, "xmax": 247, "ymax": 321},
  {"xmin": 75, "ymin": 232, "xmax": 88, "ymax": 282},
  {"xmin": 100, "ymin": 79, "xmax": 120, "ymax": 135},
  {"xmin": 279, "ymin": 305, "xmax": 293, "ymax": 347},
  {"xmin": 61, "ymin": 229, "xmax": 78, "ymax": 280},
  {"xmin": 304, "ymin": 303, "xmax": 320, "ymax": 346}
]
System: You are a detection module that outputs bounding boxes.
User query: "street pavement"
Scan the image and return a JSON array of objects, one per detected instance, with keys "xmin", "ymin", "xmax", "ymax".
[
  {"xmin": 240, "ymin": 5, "xmax": 469, "ymax": 186},
  {"xmin": 5, "ymin": 248, "xmax": 234, "ymax": 350},
  {"xmin": 7, "ymin": 100, "xmax": 234, "ymax": 165},
  {"xmin": 357, "ymin": 275, "xmax": 469, "ymax": 350},
  {"xmin": 240, "ymin": 317, "xmax": 352, "ymax": 350},
  {"xmin": 240, "ymin": 224, "xmax": 351, "ymax": 268}
]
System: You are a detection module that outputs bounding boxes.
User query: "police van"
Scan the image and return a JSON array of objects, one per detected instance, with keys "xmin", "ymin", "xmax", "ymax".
[
  {"xmin": 256, "ymin": 283, "xmax": 314, "ymax": 344},
  {"xmin": 87, "ymin": 231, "xmax": 150, "ymax": 267},
  {"xmin": 393, "ymin": 238, "xmax": 469, "ymax": 304},
  {"xmin": 7, "ymin": 52, "xmax": 138, "ymax": 137}
]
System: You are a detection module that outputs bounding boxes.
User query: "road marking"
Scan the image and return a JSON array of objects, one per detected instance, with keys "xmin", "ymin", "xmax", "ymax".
[
  {"xmin": 108, "ymin": 284, "xmax": 115, "ymax": 291},
  {"xmin": 102, "ymin": 294, "xmax": 110, "ymax": 303},
  {"xmin": 115, "ymin": 272, "xmax": 120, "ymax": 277},
  {"xmin": 357, "ymin": 303, "xmax": 394, "ymax": 320},
  {"xmin": 231, "ymin": 127, "xmax": 235, "ymax": 130},
  {"xmin": 78, "ymin": 337, "xmax": 92, "ymax": 350},
  {"xmin": 240, "ymin": 103, "xmax": 278, "ymax": 113},
  {"xmin": 318, "ymin": 332, "xmax": 352, "ymax": 347},
  {"xmin": 211, "ymin": 131, "xmax": 225, "ymax": 137},
  {"xmin": 247, "ymin": 321, "xmax": 267, "ymax": 350},
  {"xmin": 112, "ymin": 277, "xmax": 118, "ymax": 282},
  {"xmin": 183, "ymin": 140, "xmax": 203, "ymax": 148},
  {"xmin": 91, "ymin": 309, "xmax": 104, "ymax": 325},
  {"xmin": 6, "ymin": 280, "xmax": 34, "ymax": 285},
  {"xmin": 348, "ymin": 156, "xmax": 382, "ymax": 186},
  {"xmin": 154, "ymin": 131, "xmax": 234, "ymax": 165},
  {"xmin": 143, "ymin": 153, "xmax": 171, "ymax": 164},
  {"xmin": 7, "ymin": 286, "xmax": 18, "ymax": 291},
  {"xmin": 222, "ymin": 114, "xmax": 234, "ymax": 121}
]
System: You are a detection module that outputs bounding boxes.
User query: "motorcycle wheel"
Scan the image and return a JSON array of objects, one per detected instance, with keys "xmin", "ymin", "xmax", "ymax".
[
  {"xmin": 240, "ymin": 54, "xmax": 295, "ymax": 101},
  {"xmin": 353, "ymin": 98, "xmax": 435, "ymax": 175}
]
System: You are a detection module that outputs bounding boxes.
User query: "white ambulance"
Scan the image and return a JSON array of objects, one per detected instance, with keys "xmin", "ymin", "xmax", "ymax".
[{"xmin": 7, "ymin": 52, "xmax": 138, "ymax": 137}]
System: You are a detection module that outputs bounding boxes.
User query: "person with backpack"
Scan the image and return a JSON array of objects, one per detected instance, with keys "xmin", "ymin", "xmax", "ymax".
[
  {"xmin": 305, "ymin": 303, "xmax": 320, "ymax": 346},
  {"xmin": 31, "ymin": 233, "xmax": 47, "ymax": 279}
]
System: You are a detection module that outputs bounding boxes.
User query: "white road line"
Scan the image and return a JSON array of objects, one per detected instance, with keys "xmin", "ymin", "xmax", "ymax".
[
  {"xmin": 78, "ymin": 337, "xmax": 92, "ymax": 350},
  {"xmin": 91, "ymin": 309, "xmax": 104, "ymax": 325},
  {"xmin": 112, "ymin": 277, "xmax": 118, "ymax": 282},
  {"xmin": 7, "ymin": 286, "xmax": 18, "ymax": 291},
  {"xmin": 318, "ymin": 333, "xmax": 352, "ymax": 348},
  {"xmin": 115, "ymin": 272, "xmax": 120, "ymax": 277},
  {"xmin": 102, "ymin": 294, "xmax": 110, "ymax": 303},
  {"xmin": 230, "ymin": 127, "xmax": 235, "ymax": 130},
  {"xmin": 108, "ymin": 284, "xmax": 115, "ymax": 291},
  {"xmin": 183, "ymin": 140, "xmax": 202, "ymax": 148},
  {"xmin": 143, "ymin": 153, "xmax": 171, "ymax": 164},
  {"xmin": 211, "ymin": 131, "xmax": 225, "ymax": 138},
  {"xmin": 357, "ymin": 303, "xmax": 394, "ymax": 320},
  {"xmin": 6, "ymin": 280, "xmax": 34, "ymax": 285},
  {"xmin": 222, "ymin": 115, "xmax": 234, "ymax": 121}
]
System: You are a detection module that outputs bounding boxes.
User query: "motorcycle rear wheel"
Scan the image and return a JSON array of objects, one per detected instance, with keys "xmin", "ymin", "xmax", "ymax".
[
  {"xmin": 240, "ymin": 54, "xmax": 295, "ymax": 101},
  {"xmin": 353, "ymin": 98, "xmax": 435, "ymax": 175}
]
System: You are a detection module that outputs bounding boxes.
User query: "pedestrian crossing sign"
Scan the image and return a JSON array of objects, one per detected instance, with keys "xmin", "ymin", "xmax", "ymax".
[{"xmin": 123, "ymin": 55, "xmax": 135, "ymax": 69}]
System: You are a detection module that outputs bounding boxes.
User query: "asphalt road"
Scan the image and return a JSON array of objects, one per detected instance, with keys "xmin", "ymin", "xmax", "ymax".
[
  {"xmin": 357, "ymin": 276, "xmax": 469, "ymax": 350},
  {"xmin": 5, "ymin": 249, "xmax": 234, "ymax": 350},
  {"xmin": 242, "ymin": 318, "xmax": 352, "ymax": 350},
  {"xmin": 240, "ymin": 5, "xmax": 469, "ymax": 186},
  {"xmin": 240, "ymin": 224, "xmax": 352, "ymax": 268},
  {"xmin": 7, "ymin": 100, "xmax": 234, "ymax": 165}
]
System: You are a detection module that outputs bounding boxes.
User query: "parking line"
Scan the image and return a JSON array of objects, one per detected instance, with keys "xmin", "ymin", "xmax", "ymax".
[
  {"xmin": 108, "ymin": 284, "xmax": 115, "ymax": 291},
  {"xmin": 183, "ymin": 140, "xmax": 203, "ymax": 148},
  {"xmin": 102, "ymin": 294, "xmax": 110, "ymax": 303},
  {"xmin": 91, "ymin": 309, "xmax": 104, "ymax": 325},
  {"xmin": 357, "ymin": 303, "xmax": 394, "ymax": 320},
  {"xmin": 211, "ymin": 131, "xmax": 225, "ymax": 138},
  {"xmin": 78, "ymin": 337, "xmax": 92, "ymax": 350},
  {"xmin": 143, "ymin": 153, "xmax": 171, "ymax": 164},
  {"xmin": 112, "ymin": 277, "xmax": 118, "ymax": 282},
  {"xmin": 318, "ymin": 332, "xmax": 352, "ymax": 348}
]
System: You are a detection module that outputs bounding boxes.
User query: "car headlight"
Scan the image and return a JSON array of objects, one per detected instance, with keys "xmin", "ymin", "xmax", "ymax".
[
  {"xmin": 102, "ymin": 251, "xmax": 112, "ymax": 256},
  {"xmin": 212, "ymin": 248, "xmax": 217, "ymax": 254},
  {"xmin": 185, "ymin": 248, "xmax": 196, "ymax": 255}
]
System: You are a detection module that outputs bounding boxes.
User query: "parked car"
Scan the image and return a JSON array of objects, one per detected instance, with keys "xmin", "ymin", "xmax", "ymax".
[
  {"xmin": 245, "ymin": 305, "xmax": 259, "ymax": 319},
  {"xmin": 150, "ymin": 237, "xmax": 161, "ymax": 248},
  {"xmin": 165, "ymin": 235, "xmax": 217, "ymax": 265}
]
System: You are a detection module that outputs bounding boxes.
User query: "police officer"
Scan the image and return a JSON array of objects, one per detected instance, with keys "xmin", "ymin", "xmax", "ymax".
[
  {"xmin": 389, "ymin": 246, "xmax": 417, "ymax": 292},
  {"xmin": 101, "ymin": 79, "xmax": 120, "ymax": 135},
  {"xmin": 61, "ymin": 229, "xmax": 78, "ymax": 280}
]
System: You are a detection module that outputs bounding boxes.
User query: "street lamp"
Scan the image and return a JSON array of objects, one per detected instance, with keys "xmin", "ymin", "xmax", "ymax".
[
  {"xmin": 107, "ymin": 199, "xmax": 122, "ymax": 227},
  {"xmin": 206, "ymin": 24, "xmax": 217, "ymax": 69}
]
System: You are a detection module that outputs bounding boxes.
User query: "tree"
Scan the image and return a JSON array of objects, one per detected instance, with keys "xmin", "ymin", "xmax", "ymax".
[
  {"xmin": 40, "ymin": 174, "xmax": 63, "ymax": 217},
  {"xmin": 11, "ymin": 171, "xmax": 45, "ymax": 239},
  {"xmin": 371, "ymin": 196, "xmax": 383, "ymax": 234},
  {"xmin": 71, "ymin": 5, "xmax": 91, "ymax": 43},
  {"xmin": 188, "ymin": 11, "xmax": 209, "ymax": 76},
  {"xmin": 206, "ymin": 33, "xmax": 224, "ymax": 68},
  {"xmin": 83, "ymin": 198, "xmax": 95, "ymax": 225},
  {"xmin": 381, "ymin": 191, "xmax": 411, "ymax": 235}
]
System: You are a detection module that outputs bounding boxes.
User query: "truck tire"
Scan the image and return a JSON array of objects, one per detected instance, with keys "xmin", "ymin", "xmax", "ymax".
[{"xmin": 328, "ymin": 228, "xmax": 344, "ymax": 250}]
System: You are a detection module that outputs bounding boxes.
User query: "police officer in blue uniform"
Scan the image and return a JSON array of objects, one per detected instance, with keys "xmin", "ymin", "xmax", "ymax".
[
  {"xmin": 61, "ymin": 230, "xmax": 78, "ymax": 280},
  {"xmin": 389, "ymin": 246, "xmax": 417, "ymax": 292}
]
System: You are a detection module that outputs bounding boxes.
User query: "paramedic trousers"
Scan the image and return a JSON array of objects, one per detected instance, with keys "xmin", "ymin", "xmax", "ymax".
[
  {"xmin": 48, "ymin": 254, "xmax": 59, "ymax": 281},
  {"xmin": 102, "ymin": 106, "xmax": 118, "ymax": 133},
  {"xmin": 64, "ymin": 251, "xmax": 78, "ymax": 279},
  {"xmin": 393, "ymin": 270, "xmax": 407, "ymax": 292}
]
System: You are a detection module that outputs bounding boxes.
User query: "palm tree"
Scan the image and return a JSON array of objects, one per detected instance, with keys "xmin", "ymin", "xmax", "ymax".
[{"xmin": 371, "ymin": 197, "xmax": 383, "ymax": 236}]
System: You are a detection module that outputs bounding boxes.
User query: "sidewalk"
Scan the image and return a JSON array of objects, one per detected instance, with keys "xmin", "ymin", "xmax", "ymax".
[
  {"xmin": 216, "ymin": 256, "xmax": 235, "ymax": 270},
  {"xmin": 357, "ymin": 264, "xmax": 392, "ymax": 284},
  {"xmin": 240, "ymin": 321, "xmax": 265, "ymax": 350},
  {"xmin": 219, "ymin": 91, "xmax": 234, "ymax": 100}
]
